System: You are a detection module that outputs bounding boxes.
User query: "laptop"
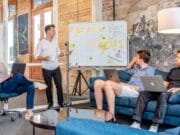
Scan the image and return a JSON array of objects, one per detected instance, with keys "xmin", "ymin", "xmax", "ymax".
[
  {"xmin": 103, "ymin": 69, "xmax": 120, "ymax": 82},
  {"xmin": 11, "ymin": 63, "xmax": 26, "ymax": 75},
  {"xmin": 141, "ymin": 76, "xmax": 166, "ymax": 92}
]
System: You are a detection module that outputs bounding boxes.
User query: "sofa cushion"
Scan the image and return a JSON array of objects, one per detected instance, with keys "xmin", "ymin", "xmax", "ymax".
[
  {"xmin": 145, "ymin": 101, "xmax": 157, "ymax": 112},
  {"xmin": 56, "ymin": 117, "xmax": 158, "ymax": 135},
  {"xmin": 154, "ymin": 70, "xmax": 168, "ymax": 80},
  {"xmin": 168, "ymin": 91, "xmax": 180, "ymax": 104},
  {"xmin": 116, "ymin": 97, "xmax": 180, "ymax": 117},
  {"xmin": 0, "ymin": 92, "xmax": 19, "ymax": 98},
  {"xmin": 128, "ymin": 97, "xmax": 137, "ymax": 107},
  {"xmin": 166, "ymin": 104, "xmax": 180, "ymax": 117},
  {"xmin": 159, "ymin": 127, "xmax": 180, "ymax": 135},
  {"xmin": 142, "ymin": 101, "xmax": 180, "ymax": 117},
  {"xmin": 115, "ymin": 97, "xmax": 131, "ymax": 107},
  {"xmin": 118, "ymin": 70, "xmax": 131, "ymax": 83}
]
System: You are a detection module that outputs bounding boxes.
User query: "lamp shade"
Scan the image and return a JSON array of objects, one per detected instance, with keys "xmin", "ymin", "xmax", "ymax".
[{"xmin": 158, "ymin": 7, "xmax": 180, "ymax": 34}]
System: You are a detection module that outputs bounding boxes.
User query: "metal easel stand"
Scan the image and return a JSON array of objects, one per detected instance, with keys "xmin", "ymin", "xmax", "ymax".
[
  {"xmin": 71, "ymin": 70, "xmax": 89, "ymax": 96},
  {"xmin": 65, "ymin": 42, "xmax": 89, "ymax": 104}
]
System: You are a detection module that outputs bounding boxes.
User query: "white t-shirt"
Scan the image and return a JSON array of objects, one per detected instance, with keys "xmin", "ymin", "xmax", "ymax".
[{"xmin": 35, "ymin": 39, "xmax": 60, "ymax": 70}]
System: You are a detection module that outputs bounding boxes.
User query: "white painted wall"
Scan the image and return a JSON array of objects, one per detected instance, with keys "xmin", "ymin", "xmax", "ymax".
[
  {"xmin": 0, "ymin": 23, "xmax": 4, "ymax": 62},
  {"xmin": 1, "ymin": 0, "xmax": 8, "ymax": 64}
]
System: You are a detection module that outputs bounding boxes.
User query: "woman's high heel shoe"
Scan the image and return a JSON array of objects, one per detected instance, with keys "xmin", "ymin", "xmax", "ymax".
[{"xmin": 105, "ymin": 111, "xmax": 117, "ymax": 123}]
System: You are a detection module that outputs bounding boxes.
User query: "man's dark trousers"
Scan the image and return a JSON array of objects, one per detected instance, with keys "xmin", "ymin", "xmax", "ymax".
[
  {"xmin": 132, "ymin": 91, "xmax": 171, "ymax": 124},
  {"xmin": 42, "ymin": 67, "xmax": 63, "ymax": 106}
]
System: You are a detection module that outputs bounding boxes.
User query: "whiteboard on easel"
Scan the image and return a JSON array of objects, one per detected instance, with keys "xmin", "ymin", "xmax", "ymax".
[{"xmin": 69, "ymin": 21, "xmax": 128, "ymax": 67}]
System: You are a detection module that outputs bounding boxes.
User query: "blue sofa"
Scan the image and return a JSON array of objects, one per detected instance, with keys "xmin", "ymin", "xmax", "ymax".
[
  {"xmin": 56, "ymin": 117, "xmax": 180, "ymax": 135},
  {"xmin": 89, "ymin": 70, "xmax": 180, "ymax": 126}
]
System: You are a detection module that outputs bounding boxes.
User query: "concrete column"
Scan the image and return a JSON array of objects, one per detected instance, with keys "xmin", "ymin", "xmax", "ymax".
[
  {"xmin": 2, "ymin": 0, "xmax": 8, "ymax": 64},
  {"xmin": 0, "ymin": 23, "xmax": 3, "ymax": 61}
]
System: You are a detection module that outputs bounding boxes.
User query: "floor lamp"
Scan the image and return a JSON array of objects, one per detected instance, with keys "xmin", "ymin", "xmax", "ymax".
[{"xmin": 158, "ymin": 7, "xmax": 180, "ymax": 34}]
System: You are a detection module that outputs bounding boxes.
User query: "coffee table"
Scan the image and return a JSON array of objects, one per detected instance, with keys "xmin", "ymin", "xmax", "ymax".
[
  {"xmin": 30, "ymin": 108, "xmax": 68, "ymax": 135},
  {"xmin": 30, "ymin": 107, "xmax": 102, "ymax": 135}
]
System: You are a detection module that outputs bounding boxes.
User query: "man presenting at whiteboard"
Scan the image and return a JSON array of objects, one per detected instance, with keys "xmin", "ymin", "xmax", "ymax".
[
  {"xmin": 94, "ymin": 50, "xmax": 155, "ymax": 122},
  {"xmin": 35, "ymin": 24, "xmax": 67, "ymax": 109}
]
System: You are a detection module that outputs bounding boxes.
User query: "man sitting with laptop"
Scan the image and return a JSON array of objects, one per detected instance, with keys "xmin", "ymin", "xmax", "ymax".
[
  {"xmin": 94, "ymin": 50, "xmax": 155, "ymax": 122},
  {"xmin": 130, "ymin": 50, "xmax": 180, "ymax": 132},
  {"xmin": 0, "ymin": 62, "xmax": 46, "ymax": 120}
]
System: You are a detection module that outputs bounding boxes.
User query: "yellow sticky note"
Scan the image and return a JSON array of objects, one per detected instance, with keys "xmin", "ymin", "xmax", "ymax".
[{"xmin": 70, "ymin": 44, "xmax": 76, "ymax": 49}]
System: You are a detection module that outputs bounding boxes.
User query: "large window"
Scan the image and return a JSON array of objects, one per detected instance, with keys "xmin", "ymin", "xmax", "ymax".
[
  {"xmin": 44, "ymin": 11, "xmax": 52, "ymax": 26},
  {"xmin": 33, "ymin": 0, "xmax": 52, "ymax": 8},
  {"xmin": 8, "ymin": 20, "xmax": 16, "ymax": 63},
  {"xmin": 7, "ymin": 1, "xmax": 17, "ymax": 64},
  {"xmin": 30, "ymin": 0, "xmax": 52, "ymax": 80},
  {"xmin": 8, "ymin": 4, "xmax": 16, "ymax": 17},
  {"xmin": 32, "ymin": 0, "xmax": 52, "ymax": 54},
  {"xmin": 33, "ymin": 14, "xmax": 40, "ymax": 53},
  {"xmin": 33, "ymin": 10, "xmax": 52, "ymax": 54}
]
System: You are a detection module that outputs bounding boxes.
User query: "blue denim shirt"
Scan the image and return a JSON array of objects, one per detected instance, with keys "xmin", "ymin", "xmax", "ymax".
[{"xmin": 126, "ymin": 66, "xmax": 155, "ymax": 91}]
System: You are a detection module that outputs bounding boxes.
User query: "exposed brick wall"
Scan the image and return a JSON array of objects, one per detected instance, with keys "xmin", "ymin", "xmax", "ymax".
[
  {"xmin": 12, "ymin": 0, "xmax": 92, "ymax": 94},
  {"xmin": 1, "ymin": 0, "xmax": 92, "ymax": 107},
  {"xmin": 58, "ymin": 0, "xmax": 92, "ymax": 94},
  {"xmin": 0, "ymin": 5, "xmax": 2, "ymax": 22},
  {"xmin": 102, "ymin": 0, "xmax": 113, "ymax": 20},
  {"xmin": 7, "ymin": 0, "xmax": 46, "ymax": 108}
]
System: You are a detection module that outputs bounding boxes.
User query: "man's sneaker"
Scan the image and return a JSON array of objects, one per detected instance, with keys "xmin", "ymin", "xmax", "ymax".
[
  {"xmin": 149, "ymin": 124, "xmax": 159, "ymax": 133},
  {"xmin": 130, "ymin": 121, "xmax": 141, "ymax": 129},
  {"xmin": 34, "ymin": 82, "xmax": 47, "ymax": 90},
  {"xmin": 47, "ymin": 103, "xmax": 53, "ymax": 109}
]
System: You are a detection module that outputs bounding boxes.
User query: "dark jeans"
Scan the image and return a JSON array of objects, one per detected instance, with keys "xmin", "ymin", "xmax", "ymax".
[
  {"xmin": 132, "ymin": 91, "xmax": 172, "ymax": 124},
  {"xmin": 0, "ymin": 73, "xmax": 35, "ymax": 109},
  {"xmin": 42, "ymin": 67, "xmax": 63, "ymax": 106}
]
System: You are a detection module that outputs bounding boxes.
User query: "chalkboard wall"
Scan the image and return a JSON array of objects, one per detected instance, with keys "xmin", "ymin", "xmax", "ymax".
[{"xmin": 18, "ymin": 13, "xmax": 28, "ymax": 54}]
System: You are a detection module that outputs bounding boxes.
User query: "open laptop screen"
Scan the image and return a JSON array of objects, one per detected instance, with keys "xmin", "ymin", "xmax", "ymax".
[
  {"xmin": 11, "ymin": 63, "xmax": 26, "ymax": 75},
  {"xmin": 141, "ymin": 76, "xmax": 166, "ymax": 92}
]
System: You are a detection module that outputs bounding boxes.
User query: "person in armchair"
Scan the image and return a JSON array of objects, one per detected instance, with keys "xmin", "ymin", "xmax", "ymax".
[
  {"xmin": 0, "ymin": 62, "xmax": 36, "ymax": 120},
  {"xmin": 94, "ymin": 50, "xmax": 155, "ymax": 122},
  {"xmin": 130, "ymin": 50, "xmax": 180, "ymax": 132}
]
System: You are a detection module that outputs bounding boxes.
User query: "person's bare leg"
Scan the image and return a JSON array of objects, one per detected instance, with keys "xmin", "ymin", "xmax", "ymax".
[
  {"xmin": 104, "ymin": 80, "xmax": 122, "ymax": 121},
  {"xmin": 94, "ymin": 79, "xmax": 106, "ymax": 118}
]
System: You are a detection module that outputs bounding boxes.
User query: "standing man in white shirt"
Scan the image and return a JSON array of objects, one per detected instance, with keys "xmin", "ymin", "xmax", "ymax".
[{"xmin": 35, "ymin": 24, "xmax": 65, "ymax": 109}]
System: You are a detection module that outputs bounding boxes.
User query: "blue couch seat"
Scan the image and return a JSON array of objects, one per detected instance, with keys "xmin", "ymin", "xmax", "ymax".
[{"xmin": 89, "ymin": 69, "xmax": 180, "ymax": 126}]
